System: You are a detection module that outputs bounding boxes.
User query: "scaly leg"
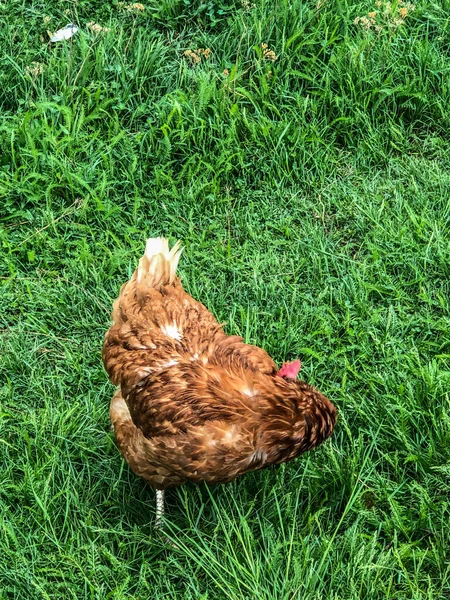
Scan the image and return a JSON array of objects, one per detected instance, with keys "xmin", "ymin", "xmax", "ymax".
[{"xmin": 155, "ymin": 489, "xmax": 165, "ymax": 528}]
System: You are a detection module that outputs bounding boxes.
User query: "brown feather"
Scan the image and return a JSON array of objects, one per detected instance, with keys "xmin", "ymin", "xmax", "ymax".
[{"xmin": 103, "ymin": 238, "xmax": 337, "ymax": 490}]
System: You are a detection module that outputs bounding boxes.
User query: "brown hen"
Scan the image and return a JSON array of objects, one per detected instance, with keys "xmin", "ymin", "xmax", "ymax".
[{"xmin": 102, "ymin": 238, "xmax": 336, "ymax": 526}]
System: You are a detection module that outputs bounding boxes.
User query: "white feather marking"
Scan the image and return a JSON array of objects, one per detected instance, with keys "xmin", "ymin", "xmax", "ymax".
[
  {"xmin": 161, "ymin": 359, "xmax": 178, "ymax": 368},
  {"xmin": 161, "ymin": 323, "xmax": 182, "ymax": 341},
  {"xmin": 241, "ymin": 387, "xmax": 255, "ymax": 396},
  {"xmin": 224, "ymin": 428, "xmax": 236, "ymax": 441}
]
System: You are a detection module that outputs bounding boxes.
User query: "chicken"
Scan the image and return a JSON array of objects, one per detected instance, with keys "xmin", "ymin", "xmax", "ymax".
[{"xmin": 102, "ymin": 238, "xmax": 336, "ymax": 526}]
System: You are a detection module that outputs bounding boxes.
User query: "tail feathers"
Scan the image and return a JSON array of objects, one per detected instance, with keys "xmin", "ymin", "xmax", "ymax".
[{"xmin": 136, "ymin": 237, "xmax": 183, "ymax": 295}]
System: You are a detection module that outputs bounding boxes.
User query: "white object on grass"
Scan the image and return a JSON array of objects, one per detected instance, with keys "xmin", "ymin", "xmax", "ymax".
[{"xmin": 50, "ymin": 24, "xmax": 79, "ymax": 42}]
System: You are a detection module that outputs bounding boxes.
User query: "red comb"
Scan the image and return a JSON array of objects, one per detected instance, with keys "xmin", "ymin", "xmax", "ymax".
[{"xmin": 277, "ymin": 359, "xmax": 302, "ymax": 379}]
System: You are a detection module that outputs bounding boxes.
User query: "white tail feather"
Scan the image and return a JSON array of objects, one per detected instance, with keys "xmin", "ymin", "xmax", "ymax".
[{"xmin": 136, "ymin": 237, "xmax": 183, "ymax": 291}]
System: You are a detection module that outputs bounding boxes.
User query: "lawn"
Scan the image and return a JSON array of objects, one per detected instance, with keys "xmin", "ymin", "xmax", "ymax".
[{"xmin": 1, "ymin": 0, "xmax": 450, "ymax": 597}]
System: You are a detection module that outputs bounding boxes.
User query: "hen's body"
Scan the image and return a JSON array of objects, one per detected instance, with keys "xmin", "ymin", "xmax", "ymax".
[{"xmin": 103, "ymin": 239, "xmax": 336, "ymax": 512}]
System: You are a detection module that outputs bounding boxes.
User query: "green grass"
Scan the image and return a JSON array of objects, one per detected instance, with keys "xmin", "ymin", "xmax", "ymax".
[{"xmin": 1, "ymin": 0, "xmax": 450, "ymax": 597}]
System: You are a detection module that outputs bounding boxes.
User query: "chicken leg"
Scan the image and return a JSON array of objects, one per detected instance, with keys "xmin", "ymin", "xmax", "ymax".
[{"xmin": 155, "ymin": 489, "xmax": 165, "ymax": 528}]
